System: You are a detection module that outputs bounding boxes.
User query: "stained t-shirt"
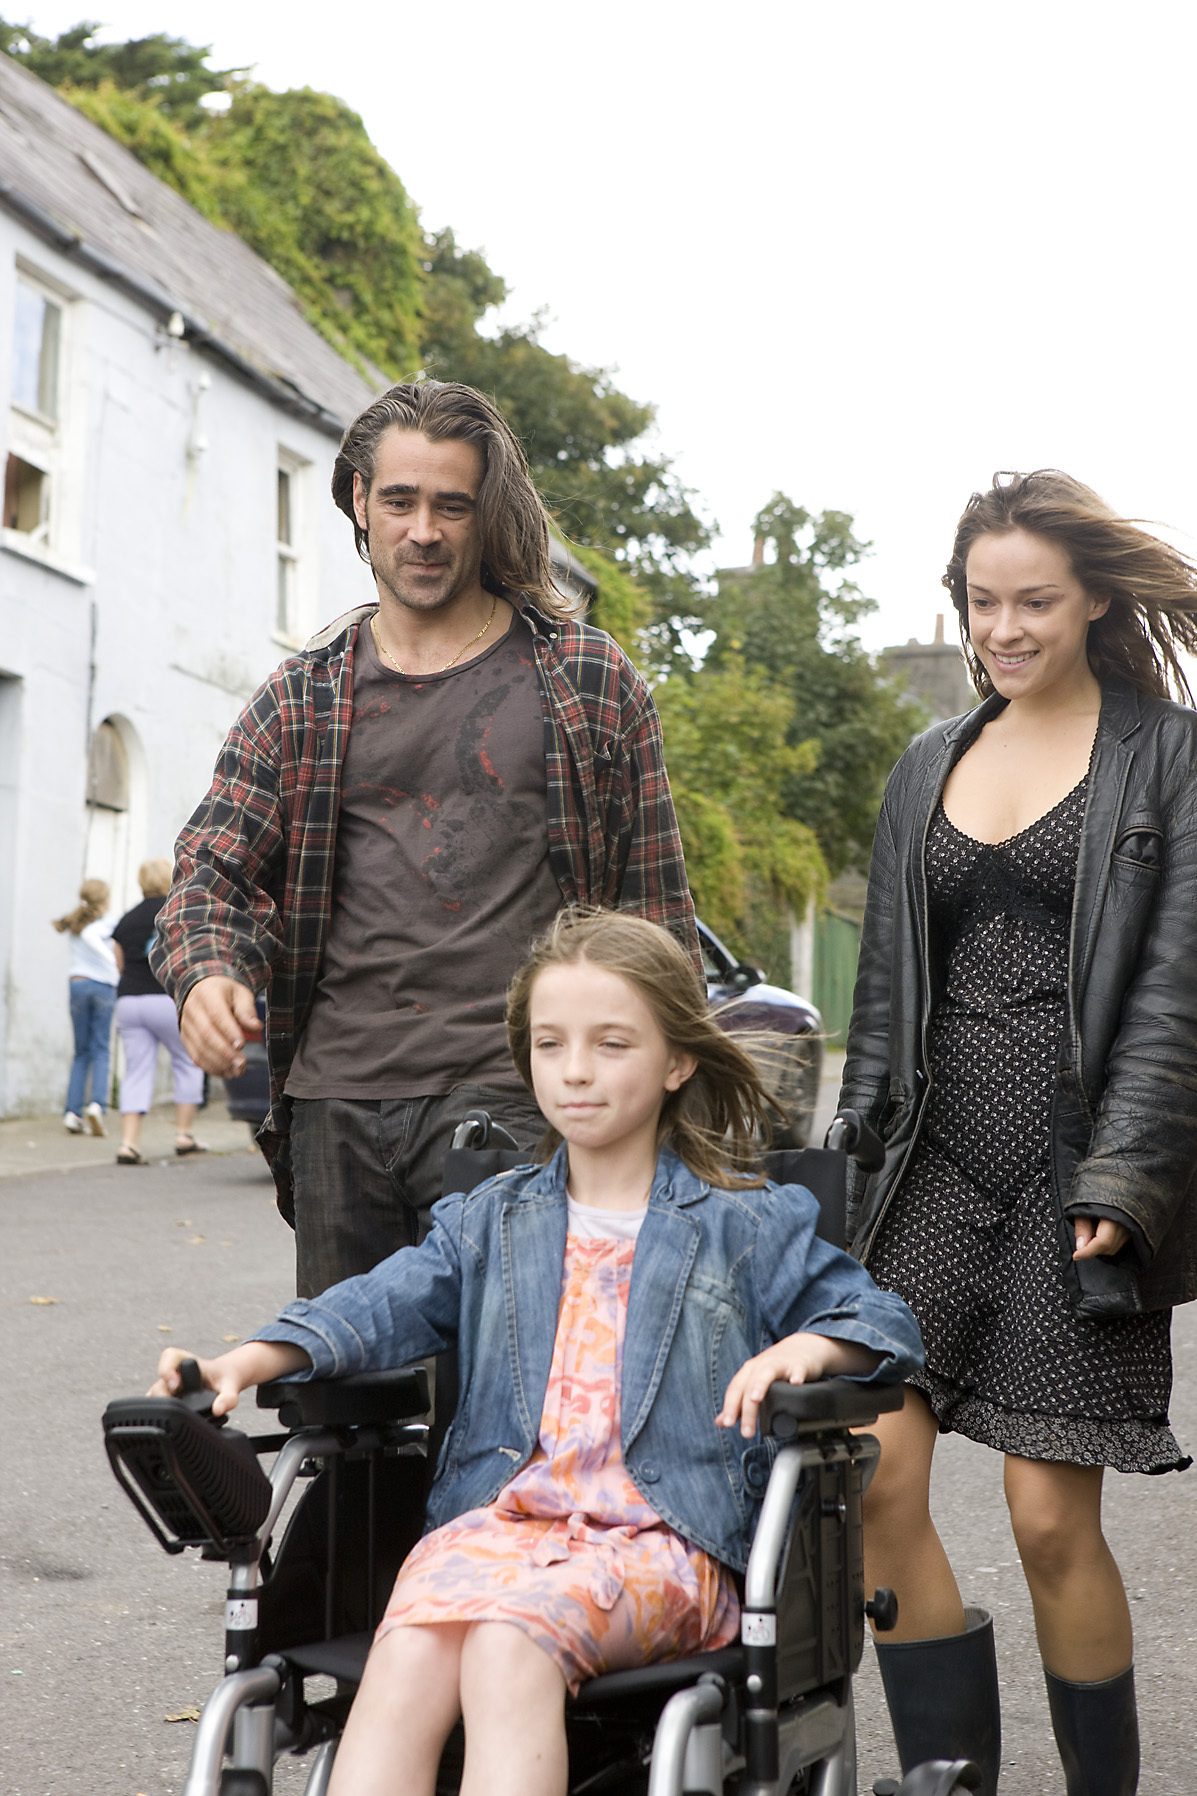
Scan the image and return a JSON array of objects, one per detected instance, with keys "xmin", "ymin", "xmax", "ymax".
[{"xmin": 285, "ymin": 612, "xmax": 562, "ymax": 1098}]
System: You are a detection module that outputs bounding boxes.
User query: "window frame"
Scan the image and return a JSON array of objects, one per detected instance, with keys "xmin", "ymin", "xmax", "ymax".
[
  {"xmin": 273, "ymin": 446, "xmax": 314, "ymax": 648},
  {"xmin": 3, "ymin": 259, "xmax": 82, "ymax": 573}
]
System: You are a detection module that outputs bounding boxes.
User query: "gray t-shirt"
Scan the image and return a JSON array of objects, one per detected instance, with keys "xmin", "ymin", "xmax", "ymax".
[{"xmin": 286, "ymin": 613, "xmax": 562, "ymax": 1098}]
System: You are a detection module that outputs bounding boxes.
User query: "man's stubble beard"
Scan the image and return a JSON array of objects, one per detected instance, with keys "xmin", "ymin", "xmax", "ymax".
[{"xmin": 370, "ymin": 547, "xmax": 484, "ymax": 617}]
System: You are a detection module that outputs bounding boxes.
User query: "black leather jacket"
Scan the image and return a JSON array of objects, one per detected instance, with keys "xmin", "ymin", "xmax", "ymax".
[{"xmin": 840, "ymin": 679, "xmax": 1197, "ymax": 1318}]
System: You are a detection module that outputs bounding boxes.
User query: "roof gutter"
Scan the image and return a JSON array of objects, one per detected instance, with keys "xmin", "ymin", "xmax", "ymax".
[{"xmin": 0, "ymin": 180, "xmax": 350, "ymax": 440}]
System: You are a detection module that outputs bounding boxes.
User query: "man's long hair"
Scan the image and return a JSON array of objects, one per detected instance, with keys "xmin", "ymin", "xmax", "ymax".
[{"xmin": 331, "ymin": 381, "xmax": 581, "ymax": 620}]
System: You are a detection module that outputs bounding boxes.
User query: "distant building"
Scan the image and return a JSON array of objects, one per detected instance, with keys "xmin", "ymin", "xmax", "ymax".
[
  {"xmin": 882, "ymin": 613, "xmax": 977, "ymax": 725},
  {"xmin": 0, "ymin": 57, "xmax": 592, "ymax": 1116}
]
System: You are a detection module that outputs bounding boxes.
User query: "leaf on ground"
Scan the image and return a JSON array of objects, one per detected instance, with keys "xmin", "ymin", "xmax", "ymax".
[
  {"xmin": 221, "ymin": 1334, "xmax": 240, "ymax": 1343},
  {"xmin": 29, "ymin": 1295, "xmax": 59, "ymax": 1305},
  {"xmin": 164, "ymin": 1705, "xmax": 201, "ymax": 1723},
  {"xmin": 157, "ymin": 1324, "xmax": 173, "ymax": 1332},
  {"xmin": 187, "ymin": 1235, "xmax": 205, "ymax": 1245}
]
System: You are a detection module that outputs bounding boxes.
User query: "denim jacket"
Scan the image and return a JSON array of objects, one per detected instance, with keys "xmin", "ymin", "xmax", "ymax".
[{"xmin": 255, "ymin": 1147, "xmax": 923, "ymax": 1572}]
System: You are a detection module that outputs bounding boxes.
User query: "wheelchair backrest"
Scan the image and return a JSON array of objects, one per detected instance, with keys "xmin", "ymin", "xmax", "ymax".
[{"xmin": 441, "ymin": 1116, "xmax": 849, "ymax": 1252}]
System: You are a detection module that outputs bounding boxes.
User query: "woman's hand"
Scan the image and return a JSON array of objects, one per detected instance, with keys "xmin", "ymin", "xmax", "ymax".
[
  {"xmin": 150, "ymin": 1341, "xmax": 310, "ymax": 1416},
  {"xmin": 717, "ymin": 1333, "xmax": 882, "ymax": 1438},
  {"xmin": 1072, "ymin": 1216, "xmax": 1131, "ymax": 1260}
]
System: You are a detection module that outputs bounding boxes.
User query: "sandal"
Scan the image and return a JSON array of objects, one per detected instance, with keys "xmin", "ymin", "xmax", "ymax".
[
  {"xmin": 175, "ymin": 1137, "xmax": 208, "ymax": 1157},
  {"xmin": 116, "ymin": 1144, "xmax": 148, "ymax": 1166}
]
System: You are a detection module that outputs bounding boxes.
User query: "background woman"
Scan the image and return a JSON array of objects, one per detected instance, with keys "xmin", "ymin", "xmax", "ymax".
[
  {"xmin": 841, "ymin": 470, "xmax": 1197, "ymax": 1796},
  {"xmin": 112, "ymin": 859, "xmax": 205, "ymax": 1164},
  {"xmin": 51, "ymin": 877, "xmax": 118, "ymax": 1135}
]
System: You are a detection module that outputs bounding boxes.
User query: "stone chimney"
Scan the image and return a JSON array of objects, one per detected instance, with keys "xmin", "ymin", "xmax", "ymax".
[
  {"xmin": 934, "ymin": 613, "xmax": 945, "ymax": 644},
  {"xmin": 751, "ymin": 535, "xmax": 765, "ymax": 568}
]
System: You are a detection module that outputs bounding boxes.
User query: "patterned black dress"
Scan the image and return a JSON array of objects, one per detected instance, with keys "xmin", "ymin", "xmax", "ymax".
[{"xmin": 867, "ymin": 778, "xmax": 1187, "ymax": 1473}]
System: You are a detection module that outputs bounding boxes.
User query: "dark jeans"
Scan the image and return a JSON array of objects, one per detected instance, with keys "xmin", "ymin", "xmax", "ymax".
[{"xmin": 290, "ymin": 1084, "xmax": 545, "ymax": 1299}]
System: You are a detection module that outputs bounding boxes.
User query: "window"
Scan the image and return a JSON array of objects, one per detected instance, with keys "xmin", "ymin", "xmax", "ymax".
[
  {"xmin": 3, "ymin": 452, "xmax": 47, "ymax": 538},
  {"xmin": 276, "ymin": 464, "xmax": 297, "ymax": 637},
  {"xmin": 12, "ymin": 278, "xmax": 60, "ymax": 420},
  {"xmin": 274, "ymin": 448, "xmax": 312, "ymax": 644},
  {"xmin": 5, "ymin": 268, "xmax": 74, "ymax": 562}
]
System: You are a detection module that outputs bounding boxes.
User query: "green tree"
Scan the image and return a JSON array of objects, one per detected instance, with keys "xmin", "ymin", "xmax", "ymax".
[
  {"xmin": 0, "ymin": 18, "xmax": 243, "ymax": 125},
  {"xmin": 204, "ymin": 86, "xmax": 424, "ymax": 377},
  {"xmin": 698, "ymin": 494, "xmax": 925, "ymax": 880},
  {"xmin": 653, "ymin": 658, "xmax": 827, "ymax": 972},
  {"xmin": 418, "ymin": 231, "xmax": 711, "ymax": 617}
]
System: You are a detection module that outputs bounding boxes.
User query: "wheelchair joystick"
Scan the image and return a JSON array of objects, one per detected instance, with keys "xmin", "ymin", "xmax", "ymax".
[{"xmin": 866, "ymin": 1587, "xmax": 900, "ymax": 1631}]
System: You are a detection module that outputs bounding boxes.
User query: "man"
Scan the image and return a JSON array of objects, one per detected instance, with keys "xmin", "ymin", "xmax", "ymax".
[{"xmin": 153, "ymin": 380, "xmax": 697, "ymax": 1297}]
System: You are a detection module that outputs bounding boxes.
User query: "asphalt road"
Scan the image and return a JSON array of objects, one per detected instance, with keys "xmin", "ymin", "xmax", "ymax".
[{"xmin": 2, "ymin": 1142, "xmax": 1194, "ymax": 1794}]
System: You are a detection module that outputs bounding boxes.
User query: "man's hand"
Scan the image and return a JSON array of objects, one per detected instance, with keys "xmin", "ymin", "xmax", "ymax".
[
  {"xmin": 180, "ymin": 977, "xmax": 262, "ymax": 1077},
  {"xmin": 718, "ymin": 1332, "xmax": 883, "ymax": 1438},
  {"xmin": 1072, "ymin": 1215, "xmax": 1131, "ymax": 1260},
  {"xmin": 150, "ymin": 1341, "xmax": 309, "ymax": 1416}
]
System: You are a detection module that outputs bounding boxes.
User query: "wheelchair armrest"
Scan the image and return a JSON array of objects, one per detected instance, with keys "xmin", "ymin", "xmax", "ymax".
[
  {"xmin": 102, "ymin": 1394, "xmax": 274, "ymax": 1554},
  {"xmin": 761, "ymin": 1376, "xmax": 904, "ymax": 1438},
  {"xmin": 256, "ymin": 1365, "xmax": 430, "ymax": 1429}
]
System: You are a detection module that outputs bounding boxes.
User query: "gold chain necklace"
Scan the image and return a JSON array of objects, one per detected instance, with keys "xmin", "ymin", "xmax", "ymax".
[{"xmin": 370, "ymin": 597, "xmax": 497, "ymax": 676}]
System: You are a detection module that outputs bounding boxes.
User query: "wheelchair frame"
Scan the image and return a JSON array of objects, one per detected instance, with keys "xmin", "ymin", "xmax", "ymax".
[{"xmin": 102, "ymin": 1113, "xmax": 978, "ymax": 1796}]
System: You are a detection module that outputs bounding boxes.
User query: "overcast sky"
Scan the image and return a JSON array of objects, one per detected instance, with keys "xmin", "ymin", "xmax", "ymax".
[{"xmin": 19, "ymin": 1, "xmax": 1197, "ymax": 649}]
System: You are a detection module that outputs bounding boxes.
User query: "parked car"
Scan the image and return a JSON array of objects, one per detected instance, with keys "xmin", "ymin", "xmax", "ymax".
[
  {"xmin": 698, "ymin": 918, "xmax": 825, "ymax": 1148},
  {"xmin": 224, "ymin": 921, "xmax": 826, "ymax": 1147}
]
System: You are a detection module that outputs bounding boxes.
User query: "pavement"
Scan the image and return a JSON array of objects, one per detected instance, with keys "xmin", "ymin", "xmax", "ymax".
[
  {"xmin": 2, "ymin": 1057, "xmax": 1194, "ymax": 1792},
  {"xmin": 0, "ymin": 1098, "xmax": 255, "ymax": 1181}
]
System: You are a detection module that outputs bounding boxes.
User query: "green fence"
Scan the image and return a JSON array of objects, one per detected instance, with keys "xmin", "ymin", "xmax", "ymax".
[{"xmin": 813, "ymin": 908, "xmax": 862, "ymax": 1046}]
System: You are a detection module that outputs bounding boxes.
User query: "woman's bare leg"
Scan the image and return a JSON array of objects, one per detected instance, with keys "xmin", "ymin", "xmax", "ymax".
[
  {"xmin": 327, "ymin": 1623, "xmax": 465, "ymax": 1796},
  {"xmin": 459, "ymin": 1621, "xmax": 569, "ymax": 1796},
  {"xmin": 174, "ymin": 1101, "xmax": 198, "ymax": 1144},
  {"xmin": 1004, "ymin": 1456, "xmax": 1132, "ymax": 1679},
  {"xmin": 861, "ymin": 1386, "xmax": 966, "ymax": 1641}
]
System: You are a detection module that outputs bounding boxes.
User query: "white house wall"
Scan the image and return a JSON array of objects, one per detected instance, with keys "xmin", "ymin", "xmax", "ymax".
[{"xmin": 0, "ymin": 212, "xmax": 376, "ymax": 1116}]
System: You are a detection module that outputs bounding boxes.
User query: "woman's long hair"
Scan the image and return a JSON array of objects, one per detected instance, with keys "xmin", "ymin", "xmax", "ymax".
[
  {"xmin": 507, "ymin": 909, "xmax": 774, "ymax": 1187},
  {"xmin": 52, "ymin": 879, "xmax": 109, "ymax": 937},
  {"xmin": 943, "ymin": 470, "xmax": 1197, "ymax": 702}
]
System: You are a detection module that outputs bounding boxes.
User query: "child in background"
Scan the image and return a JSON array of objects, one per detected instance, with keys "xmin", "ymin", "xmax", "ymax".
[
  {"xmin": 154, "ymin": 909, "xmax": 921, "ymax": 1796},
  {"xmin": 52, "ymin": 877, "xmax": 118, "ymax": 1136}
]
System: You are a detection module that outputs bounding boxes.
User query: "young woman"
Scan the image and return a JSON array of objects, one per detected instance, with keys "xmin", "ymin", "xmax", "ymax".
[
  {"xmin": 51, "ymin": 877, "xmax": 118, "ymax": 1135},
  {"xmin": 842, "ymin": 471, "xmax": 1197, "ymax": 1795},
  {"xmin": 153, "ymin": 909, "xmax": 921, "ymax": 1796}
]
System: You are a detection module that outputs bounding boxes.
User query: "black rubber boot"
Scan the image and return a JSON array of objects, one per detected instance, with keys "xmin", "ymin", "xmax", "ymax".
[
  {"xmin": 1044, "ymin": 1663, "xmax": 1139, "ymax": 1795},
  {"xmin": 873, "ymin": 1606, "xmax": 1001, "ymax": 1796}
]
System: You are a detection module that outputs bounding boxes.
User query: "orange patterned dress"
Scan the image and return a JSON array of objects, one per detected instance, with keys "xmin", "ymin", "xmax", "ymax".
[{"xmin": 376, "ymin": 1225, "xmax": 740, "ymax": 1692}]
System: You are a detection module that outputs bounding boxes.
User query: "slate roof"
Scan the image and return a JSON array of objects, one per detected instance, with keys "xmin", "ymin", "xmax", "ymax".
[{"xmin": 0, "ymin": 54, "xmax": 383, "ymax": 433}]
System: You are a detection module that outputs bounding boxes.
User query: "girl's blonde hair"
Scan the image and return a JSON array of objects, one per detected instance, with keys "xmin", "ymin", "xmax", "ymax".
[
  {"xmin": 52, "ymin": 878, "xmax": 109, "ymax": 936},
  {"xmin": 506, "ymin": 909, "xmax": 774, "ymax": 1187},
  {"xmin": 943, "ymin": 469, "xmax": 1197, "ymax": 702},
  {"xmin": 138, "ymin": 858, "xmax": 173, "ymax": 898}
]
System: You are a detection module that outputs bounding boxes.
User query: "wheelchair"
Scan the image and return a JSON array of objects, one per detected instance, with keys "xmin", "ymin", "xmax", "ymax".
[{"xmin": 102, "ymin": 1111, "xmax": 980, "ymax": 1796}]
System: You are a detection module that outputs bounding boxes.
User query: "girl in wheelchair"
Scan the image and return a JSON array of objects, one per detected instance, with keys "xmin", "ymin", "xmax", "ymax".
[{"xmin": 153, "ymin": 909, "xmax": 921, "ymax": 1796}]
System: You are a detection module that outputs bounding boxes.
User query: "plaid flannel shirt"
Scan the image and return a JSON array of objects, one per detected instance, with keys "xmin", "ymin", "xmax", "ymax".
[{"xmin": 151, "ymin": 597, "xmax": 698, "ymax": 1202}]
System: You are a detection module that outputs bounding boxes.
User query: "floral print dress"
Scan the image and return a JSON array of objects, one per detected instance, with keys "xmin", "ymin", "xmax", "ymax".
[{"xmin": 376, "ymin": 1210, "xmax": 740, "ymax": 1692}]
